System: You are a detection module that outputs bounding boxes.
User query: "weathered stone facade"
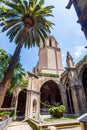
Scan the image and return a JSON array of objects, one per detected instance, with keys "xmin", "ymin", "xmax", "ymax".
[
  {"xmin": 25, "ymin": 36, "xmax": 64, "ymax": 118},
  {"xmin": 25, "ymin": 74, "xmax": 61, "ymax": 118},
  {"xmin": 66, "ymin": 0, "xmax": 87, "ymax": 38},
  {"xmin": 24, "ymin": 36, "xmax": 87, "ymax": 118},
  {"xmin": 61, "ymin": 52, "xmax": 87, "ymax": 115}
]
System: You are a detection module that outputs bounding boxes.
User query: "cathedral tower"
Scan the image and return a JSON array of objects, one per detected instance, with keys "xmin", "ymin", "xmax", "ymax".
[{"xmin": 33, "ymin": 35, "xmax": 63, "ymax": 75}]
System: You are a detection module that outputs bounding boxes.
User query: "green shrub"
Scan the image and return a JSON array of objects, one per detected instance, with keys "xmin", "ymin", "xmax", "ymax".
[
  {"xmin": 0, "ymin": 110, "xmax": 14, "ymax": 117},
  {"xmin": 49, "ymin": 105, "xmax": 65, "ymax": 118}
]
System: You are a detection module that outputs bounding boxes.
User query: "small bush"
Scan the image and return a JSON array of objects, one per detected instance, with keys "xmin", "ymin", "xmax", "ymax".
[
  {"xmin": 0, "ymin": 110, "xmax": 14, "ymax": 117},
  {"xmin": 0, "ymin": 110, "xmax": 14, "ymax": 121},
  {"xmin": 49, "ymin": 105, "xmax": 65, "ymax": 118}
]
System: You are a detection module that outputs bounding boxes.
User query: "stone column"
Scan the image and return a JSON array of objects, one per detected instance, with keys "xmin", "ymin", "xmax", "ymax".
[
  {"xmin": 60, "ymin": 86, "xmax": 68, "ymax": 113},
  {"xmin": 76, "ymin": 85, "xmax": 87, "ymax": 114},
  {"xmin": 37, "ymin": 92, "xmax": 40, "ymax": 119},
  {"xmin": 71, "ymin": 86, "xmax": 79, "ymax": 114},
  {"xmin": 25, "ymin": 90, "xmax": 32, "ymax": 118},
  {"xmin": 25, "ymin": 90, "xmax": 40, "ymax": 119},
  {"xmin": 25, "ymin": 76, "xmax": 33, "ymax": 118}
]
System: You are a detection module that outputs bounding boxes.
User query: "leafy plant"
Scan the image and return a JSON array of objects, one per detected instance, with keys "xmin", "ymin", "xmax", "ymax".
[
  {"xmin": 0, "ymin": 110, "xmax": 14, "ymax": 117},
  {"xmin": 0, "ymin": 110, "xmax": 14, "ymax": 121},
  {"xmin": 49, "ymin": 105, "xmax": 65, "ymax": 118}
]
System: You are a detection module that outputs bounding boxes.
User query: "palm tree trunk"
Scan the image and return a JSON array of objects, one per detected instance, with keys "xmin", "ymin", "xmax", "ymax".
[{"xmin": 0, "ymin": 28, "xmax": 28, "ymax": 108}]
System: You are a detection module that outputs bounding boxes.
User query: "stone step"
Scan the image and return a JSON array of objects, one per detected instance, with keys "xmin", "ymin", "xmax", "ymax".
[{"xmin": 25, "ymin": 118, "xmax": 80, "ymax": 130}]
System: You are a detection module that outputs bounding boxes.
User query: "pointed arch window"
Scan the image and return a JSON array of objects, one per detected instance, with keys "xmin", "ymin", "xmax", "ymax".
[{"xmin": 66, "ymin": 80, "xmax": 74, "ymax": 114}]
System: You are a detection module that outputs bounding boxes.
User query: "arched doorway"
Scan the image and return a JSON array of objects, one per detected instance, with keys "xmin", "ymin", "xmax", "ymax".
[
  {"xmin": 40, "ymin": 80, "xmax": 62, "ymax": 114},
  {"xmin": 17, "ymin": 89, "xmax": 27, "ymax": 117},
  {"xmin": 82, "ymin": 67, "xmax": 87, "ymax": 101},
  {"xmin": 65, "ymin": 79, "xmax": 74, "ymax": 114}
]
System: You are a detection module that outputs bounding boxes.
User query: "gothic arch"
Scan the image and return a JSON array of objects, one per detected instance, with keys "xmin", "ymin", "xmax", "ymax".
[
  {"xmin": 79, "ymin": 65, "xmax": 87, "ymax": 101},
  {"xmin": 40, "ymin": 80, "xmax": 62, "ymax": 114},
  {"xmin": 17, "ymin": 89, "xmax": 27, "ymax": 117},
  {"xmin": 78, "ymin": 64, "xmax": 87, "ymax": 84},
  {"xmin": 39, "ymin": 79, "xmax": 59, "ymax": 91},
  {"xmin": 77, "ymin": 58, "xmax": 87, "ymax": 77}
]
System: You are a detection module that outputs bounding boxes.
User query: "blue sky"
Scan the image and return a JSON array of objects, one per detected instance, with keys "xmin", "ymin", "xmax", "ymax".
[{"xmin": 0, "ymin": 0, "xmax": 87, "ymax": 72}]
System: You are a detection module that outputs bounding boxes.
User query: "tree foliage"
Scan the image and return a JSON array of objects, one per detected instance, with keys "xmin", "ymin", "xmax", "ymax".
[
  {"xmin": 0, "ymin": 48, "xmax": 11, "ymax": 82},
  {"xmin": 0, "ymin": 48, "xmax": 27, "ymax": 92}
]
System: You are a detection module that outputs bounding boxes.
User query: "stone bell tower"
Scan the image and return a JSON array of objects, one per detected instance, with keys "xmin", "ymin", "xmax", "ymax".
[{"xmin": 33, "ymin": 35, "xmax": 63, "ymax": 76}]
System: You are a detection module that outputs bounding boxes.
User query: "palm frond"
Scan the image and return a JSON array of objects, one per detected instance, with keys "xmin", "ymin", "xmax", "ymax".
[
  {"xmin": 15, "ymin": 28, "xmax": 23, "ymax": 44},
  {"xmin": 6, "ymin": 22, "xmax": 22, "ymax": 42},
  {"xmin": 7, "ymin": 23, "xmax": 22, "ymax": 36},
  {"xmin": 23, "ymin": 0, "xmax": 29, "ymax": 14},
  {"xmin": 2, "ymin": 0, "xmax": 25, "ymax": 14},
  {"xmin": 35, "ymin": 26, "xmax": 46, "ymax": 43},
  {"xmin": 12, "ymin": 0, "xmax": 26, "ymax": 14},
  {"xmin": 32, "ymin": 28, "xmax": 40, "ymax": 47},
  {"xmin": 2, "ymin": 21, "xmax": 20, "ymax": 32},
  {"xmin": 0, "ymin": 9, "xmax": 20, "ymax": 20}
]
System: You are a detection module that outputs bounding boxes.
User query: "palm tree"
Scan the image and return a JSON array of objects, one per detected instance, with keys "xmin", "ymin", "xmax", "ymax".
[{"xmin": 0, "ymin": 0, "xmax": 54, "ymax": 107}]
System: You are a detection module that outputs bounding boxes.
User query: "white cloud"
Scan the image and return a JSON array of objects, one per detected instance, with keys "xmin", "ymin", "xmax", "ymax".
[{"xmin": 73, "ymin": 45, "xmax": 86, "ymax": 58}]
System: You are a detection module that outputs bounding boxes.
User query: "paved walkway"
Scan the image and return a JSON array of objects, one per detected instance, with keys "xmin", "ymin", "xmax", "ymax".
[
  {"xmin": 3, "ymin": 121, "xmax": 33, "ymax": 130},
  {"xmin": 3, "ymin": 119, "xmax": 81, "ymax": 130}
]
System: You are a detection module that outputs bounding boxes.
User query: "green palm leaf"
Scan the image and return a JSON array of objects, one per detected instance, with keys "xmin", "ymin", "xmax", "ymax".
[{"xmin": 2, "ymin": 0, "xmax": 25, "ymax": 14}]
